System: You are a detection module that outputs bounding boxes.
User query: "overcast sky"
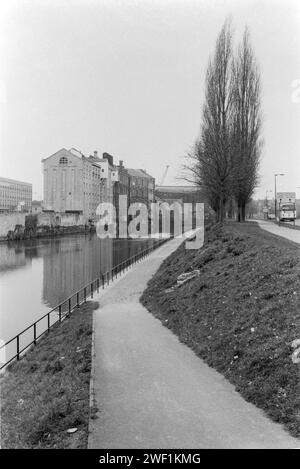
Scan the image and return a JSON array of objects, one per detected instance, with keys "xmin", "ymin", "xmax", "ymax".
[{"xmin": 0, "ymin": 0, "xmax": 299, "ymax": 200}]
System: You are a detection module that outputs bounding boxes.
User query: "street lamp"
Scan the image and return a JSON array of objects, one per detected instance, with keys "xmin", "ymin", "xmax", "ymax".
[{"xmin": 274, "ymin": 173, "xmax": 285, "ymax": 221}]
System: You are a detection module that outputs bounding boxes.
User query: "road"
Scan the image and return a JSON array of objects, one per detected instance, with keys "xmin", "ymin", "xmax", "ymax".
[
  {"xmin": 252, "ymin": 219, "xmax": 300, "ymax": 244},
  {"xmin": 88, "ymin": 235, "xmax": 299, "ymax": 449}
]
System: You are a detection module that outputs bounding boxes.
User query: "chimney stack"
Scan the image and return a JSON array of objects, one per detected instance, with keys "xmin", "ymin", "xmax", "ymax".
[
  {"xmin": 103, "ymin": 152, "xmax": 114, "ymax": 166},
  {"xmin": 119, "ymin": 160, "xmax": 123, "ymax": 167},
  {"xmin": 94, "ymin": 150, "xmax": 98, "ymax": 159}
]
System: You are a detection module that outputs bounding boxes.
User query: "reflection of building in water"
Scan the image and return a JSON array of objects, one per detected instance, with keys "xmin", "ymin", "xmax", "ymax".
[
  {"xmin": 0, "ymin": 244, "xmax": 27, "ymax": 271},
  {"xmin": 42, "ymin": 235, "xmax": 113, "ymax": 308},
  {"xmin": 112, "ymin": 238, "xmax": 155, "ymax": 267}
]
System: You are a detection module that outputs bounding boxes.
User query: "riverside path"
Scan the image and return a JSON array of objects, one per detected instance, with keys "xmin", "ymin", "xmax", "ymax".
[
  {"xmin": 88, "ymin": 235, "xmax": 299, "ymax": 449},
  {"xmin": 253, "ymin": 219, "xmax": 300, "ymax": 244}
]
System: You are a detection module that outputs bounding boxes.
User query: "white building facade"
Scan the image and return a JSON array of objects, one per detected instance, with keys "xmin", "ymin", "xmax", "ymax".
[
  {"xmin": 0, "ymin": 177, "xmax": 32, "ymax": 212},
  {"xmin": 42, "ymin": 148, "xmax": 117, "ymax": 222}
]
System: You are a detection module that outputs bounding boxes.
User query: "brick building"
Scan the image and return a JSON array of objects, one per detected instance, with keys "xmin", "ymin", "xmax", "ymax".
[
  {"xmin": 127, "ymin": 169, "xmax": 155, "ymax": 208},
  {"xmin": 113, "ymin": 160, "xmax": 129, "ymax": 225}
]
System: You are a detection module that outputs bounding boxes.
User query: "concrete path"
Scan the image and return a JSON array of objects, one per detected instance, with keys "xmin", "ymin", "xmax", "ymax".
[
  {"xmin": 88, "ymin": 236, "xmax": 299, "ymax": 449},
  {"xmin": 253, "ymin": 219, "xmax": 300, "ymax": 244}
]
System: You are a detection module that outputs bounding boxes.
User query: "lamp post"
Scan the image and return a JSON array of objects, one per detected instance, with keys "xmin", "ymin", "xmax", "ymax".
[{"xmin": 274, "ymin": 173, "xmax": 285, "ymax": 222}]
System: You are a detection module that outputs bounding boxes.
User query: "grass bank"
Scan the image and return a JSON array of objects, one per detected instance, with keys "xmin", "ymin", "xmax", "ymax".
[
  {"xmin": 141, "ymin": 222, "xmax": 300, "ymax": 437},
  {"xmin": 0, "ymin": 301, "xmax": 95, "ymax": 449}
]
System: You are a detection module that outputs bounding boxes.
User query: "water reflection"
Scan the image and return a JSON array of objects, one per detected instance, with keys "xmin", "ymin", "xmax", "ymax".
[
  {"xmin": 0, "ymin": 243, "xmax": 28, "ymax": 272},
  {"xmin": 0, "ymin": 234, "xmax": 156, "ymax": 344},
  {"xmin": 42, "ymin": 236, "xmax": 114, "ymax": 308}
]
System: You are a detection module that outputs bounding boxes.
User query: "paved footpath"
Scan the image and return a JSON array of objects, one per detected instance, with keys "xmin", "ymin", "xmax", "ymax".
[
  {"xmin": 88, "ymin": 236, "xmax": 299, "ymax": 449},
  {"xmin": 253, "ymin": 219, "xmax": 300, "ymax": 244}
]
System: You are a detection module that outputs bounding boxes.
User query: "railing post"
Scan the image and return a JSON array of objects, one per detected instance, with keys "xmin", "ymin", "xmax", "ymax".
[
  {"xmin": 47, "ymin": 313, "xmax": 50, "ymax": 332},
  {"xmin": 68, "ymin": 298, "xmax": 71, "ymax": 314},
  {"xmin": 91, "ymin": 282, "xmax": 93, "ymax": 299},
  {"xmin": 84, "ymin": 287, "xmax": 87, "ymax": 302},
  {"xmin": 59, "ymin": 304, "xmax": 62, "ymax": 322},
  {"xmin": 107, "ymin": 271, "xmax": 109, "ymax": 285},
  {"xmin": 102, "ymin": 274, "xmax": 105, "ymax": 289},
  {"xmin": 97, "ymin": 278, "xmax": 99, "ymax": 292},
  {"xmin": 34, "ymin": 323, "xmax": 37, "ymax": 345},
  {"xmin": 17, "ymin": 335, "xmax": 20, "ymax": 361},
  {"xmin": 77, "ymin": 292, "xmax": 80, "ymax": 307}
]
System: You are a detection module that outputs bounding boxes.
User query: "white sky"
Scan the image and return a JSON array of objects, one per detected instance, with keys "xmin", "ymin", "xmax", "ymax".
[{"xmin": 0, "ymin": 0, "xmax": 299, "ymax": 200}]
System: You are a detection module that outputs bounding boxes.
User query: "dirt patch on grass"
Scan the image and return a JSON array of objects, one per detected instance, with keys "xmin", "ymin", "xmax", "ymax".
[
  {"xmin": 141, "ymin": 222, "xmax": 300, "ymax": 438},
  {"xmin": 0, "ymin": 301, "xmax": 95, "ymax": 449}
]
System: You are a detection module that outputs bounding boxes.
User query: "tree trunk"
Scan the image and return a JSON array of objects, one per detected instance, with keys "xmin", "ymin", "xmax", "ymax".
[
  {"xmin": 237, "ymin": 202, "xmax": 246, "ymax": 222},
  {"xmin": 241, "ymin": 203, "xmax": 246, "ymax": 222},
  {"xmin": 227, "ymin": 198, "xmax": 233, "ymax": 219},
  {"xmin": 218, "ymin": 196, "xmax": 226, "ymax": 223},
  {"xmin": 237, "ymin": 203, "xmax": 241, "ymax": 222}
]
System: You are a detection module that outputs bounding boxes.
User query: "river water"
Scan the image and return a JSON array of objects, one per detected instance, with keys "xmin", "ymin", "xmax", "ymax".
[{"xmin": 0, "ymin": 234, "xmax": 156, "ymax": 363}]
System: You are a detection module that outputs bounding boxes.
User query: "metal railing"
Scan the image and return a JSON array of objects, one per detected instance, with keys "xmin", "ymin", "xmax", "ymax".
[{"xmin": 0, "ymin": 238, "xmax": 167, "ymax": 370}]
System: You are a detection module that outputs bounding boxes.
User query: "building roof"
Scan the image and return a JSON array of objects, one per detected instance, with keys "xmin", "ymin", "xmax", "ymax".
[
  {"xmin": 83, "ymin": 156, "xmax": 117, "ymax": 169},
  {"xmin": 127, "ymin": 168, "xmax": 154, "ymax": 179},
  {"xmin": 84, "ymin": 155, "xmax": 102, "ymax": 165},
  {"xmin": 42, "ymin": 148, "xmax": 118, "ymax": 169},
  {"xmin": 155, "ymin": 185, "xmax": 200, "ymax": 193},
  {"xmin": 138, "ymin": 169, "xmax": 155, "ymax": 179},
  {"xmin": 42, "ymin": 148, "xmax": 82, "ymax": 162},
  {"xmin": 69, "ymin": 147, "xmax": 85, "ymax": 158},
  {"xmin": 0, "ymin": 176, "xmax": 32, "ymax": 186}
]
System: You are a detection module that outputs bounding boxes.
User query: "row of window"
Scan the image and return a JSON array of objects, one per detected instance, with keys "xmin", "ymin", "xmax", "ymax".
[
  {"xmin": 0, "ymin": 188, "xmax": 31, "ymax": 195},
  {"xmin": 130, "ymin": 177, "xmax": 149, "ymax": 188},
  {"xmin": 0, "ymin": 202, "xmax": 31, "ymax": 208},
  {"xmin": 0, "ymin": 197, "xmax": 32, "ymax": 202},
  {"xmin": 131, "ymin": 188, "xmax": 148, "ymax": 197}
]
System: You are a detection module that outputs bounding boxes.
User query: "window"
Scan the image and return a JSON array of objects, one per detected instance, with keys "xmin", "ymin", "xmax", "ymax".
[{"xmin": 59, "ymin": 156, "xmax": 68, "ymax": 165}]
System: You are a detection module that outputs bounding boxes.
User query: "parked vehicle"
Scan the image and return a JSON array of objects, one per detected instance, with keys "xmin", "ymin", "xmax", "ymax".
[{"xmin": 277, "ymin": 192, "xmax": 297, "ymax": 222}]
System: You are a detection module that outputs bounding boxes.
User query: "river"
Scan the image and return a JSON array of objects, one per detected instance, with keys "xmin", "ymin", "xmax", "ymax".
[{"xmin": 0, "ymin": 233, "xmax": 156, "ymax": 364}]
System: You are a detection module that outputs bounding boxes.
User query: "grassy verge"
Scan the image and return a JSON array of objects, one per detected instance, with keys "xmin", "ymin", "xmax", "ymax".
[
  {"xmin": 0, "ymin": 301, "xmax": 96, "ymax": 449},
  {"xmin": 141, "ymin": 222, "xmax": 300, "ymax": 437}
]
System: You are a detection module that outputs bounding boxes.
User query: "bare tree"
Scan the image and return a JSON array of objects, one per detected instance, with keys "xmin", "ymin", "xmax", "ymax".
[
  {"xmin": 184, "ymin": 22, "xmax": 262, "ymax": 224},
  {"xmin": 231, "ymin": 28, "xmax": 262, "ymax": 222},
  {"xmin": 184, "ymin": 20, "xmax": 234, "ymax": 222}
]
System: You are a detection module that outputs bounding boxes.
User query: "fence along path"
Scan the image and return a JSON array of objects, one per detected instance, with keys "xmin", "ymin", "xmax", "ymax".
[{"xmin": 0, "ymin": 238, "xmax": 167, "ymax": 370}]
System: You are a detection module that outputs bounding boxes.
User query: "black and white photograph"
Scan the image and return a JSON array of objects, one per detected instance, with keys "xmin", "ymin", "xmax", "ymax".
[{"xmin": 0, "ymin": 0, "xmax": 299, "ymax": 456}]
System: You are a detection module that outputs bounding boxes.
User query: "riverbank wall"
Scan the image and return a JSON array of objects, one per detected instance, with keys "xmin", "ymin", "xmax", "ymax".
[
  {"xmin": 0, "ymin": 213, "xmax": 26, "ymax": 238},
  {"xmin": 0, "ymin": 211, "xmax": 93, "ymax": 242}
]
